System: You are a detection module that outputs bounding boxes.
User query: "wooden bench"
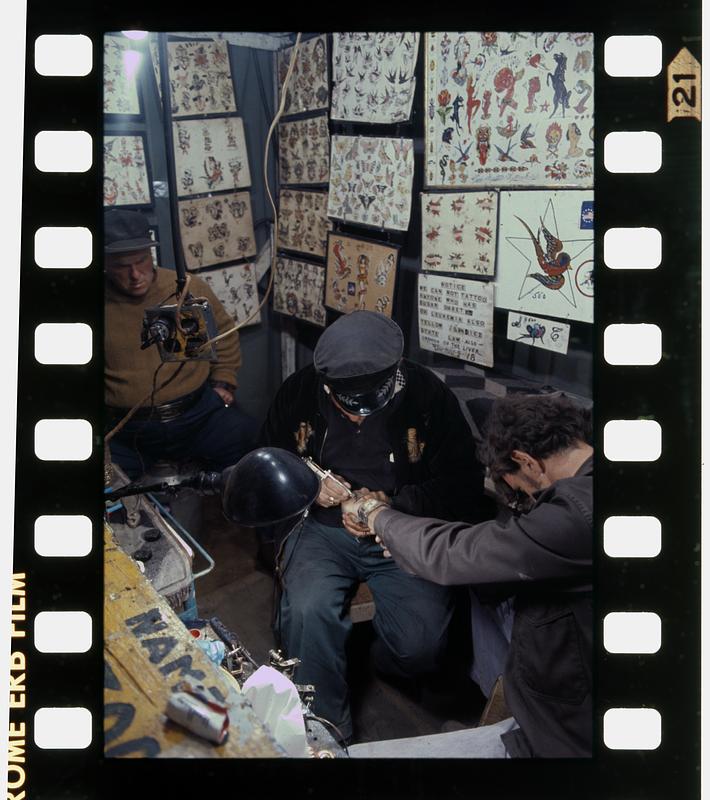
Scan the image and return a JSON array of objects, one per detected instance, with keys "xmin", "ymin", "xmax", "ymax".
[
  {"xmin": 104, "ymin": 524, "xmax": 283, "ymax": 758},
  {"xmin": 477, "ymin": 675, "xmax": 511, "ymax": 727},
  {"xmin": 349, "ymin": 582, "xmax": 375, "ymax": 623}
]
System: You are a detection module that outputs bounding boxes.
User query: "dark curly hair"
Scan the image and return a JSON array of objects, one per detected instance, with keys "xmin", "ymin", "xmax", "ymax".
[{"xmin": 480, "ymin": 394, "xmax": 592, "ymax": 482}]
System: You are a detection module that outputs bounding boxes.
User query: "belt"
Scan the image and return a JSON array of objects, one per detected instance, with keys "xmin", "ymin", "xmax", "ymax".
[{"xmin": 109, "ymin": 384, "xmax": 206, "ymax": 425}]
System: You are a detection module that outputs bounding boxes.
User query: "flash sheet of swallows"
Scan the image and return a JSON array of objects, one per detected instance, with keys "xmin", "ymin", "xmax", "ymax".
[{"xmin": 331, "ymin": 32, "xmax": 420, "ymax": 124}]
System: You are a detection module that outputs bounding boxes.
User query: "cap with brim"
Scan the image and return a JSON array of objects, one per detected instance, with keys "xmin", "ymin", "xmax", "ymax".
[
  {"xmin": 315, "ymin": 309, "xmax": 402, "ymax": 374},
  {"xmin": 315, "ymin": 311, "xmax": 403, "ymax": 416}
]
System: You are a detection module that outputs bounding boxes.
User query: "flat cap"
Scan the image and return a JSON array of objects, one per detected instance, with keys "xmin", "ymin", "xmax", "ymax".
[
  {"xmin": 104, "ymin": 209, "xmax": 159, "ymax": 254},
  {"xmin": 314, "ymin": 311, "xmax": 403, "ymax": 392}
]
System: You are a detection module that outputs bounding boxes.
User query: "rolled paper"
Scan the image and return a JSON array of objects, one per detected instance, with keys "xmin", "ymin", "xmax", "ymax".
[{"xmin": 165, "ymin": 685, "xmax": 230, "ymax": 745}]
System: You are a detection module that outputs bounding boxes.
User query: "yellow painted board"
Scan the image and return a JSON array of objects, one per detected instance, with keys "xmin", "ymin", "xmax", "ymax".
[{"xmin": 104, "ymin": 524, "xmax": 284, "ymax": 758}]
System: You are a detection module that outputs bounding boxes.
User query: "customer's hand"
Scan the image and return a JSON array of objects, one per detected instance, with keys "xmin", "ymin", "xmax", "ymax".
[
  {"xmin": 341, "ymin": 488, "xmax": 372, "ymax": 520},
  {"xmin": 342, "ymin": 511, "xmax": 372, "ymax": 538},
  {"xmin": 357, "ymin": 489, "xmax": 390, "ymax": 505},
  {"xmin": 341, "ymin": 490, "xmax": 390, "ymax": 538},
  {"xmin": 315, "ymin": 473, "xmax": 352, "ymax": 508}
]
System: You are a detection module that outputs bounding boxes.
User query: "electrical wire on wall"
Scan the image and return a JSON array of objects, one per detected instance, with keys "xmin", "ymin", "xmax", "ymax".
[{"xmin": 197, "ymin": 32, "xmax": 302, "ymax": 351}]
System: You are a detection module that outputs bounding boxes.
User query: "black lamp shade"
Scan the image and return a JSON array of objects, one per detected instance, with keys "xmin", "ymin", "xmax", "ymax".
[{"xmin": 221, "ymin": 447, "xmax": 320, "ymax": 526}]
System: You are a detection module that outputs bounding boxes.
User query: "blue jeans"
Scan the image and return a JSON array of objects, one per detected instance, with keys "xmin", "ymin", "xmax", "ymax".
[
  {"xmin": 277, "ymin": 518, "xmax": 454, "ymax": 740},
  {"xmin": 108, "ymin": 383, "xmax": 256, "ymax": 478},
  {"xmin": 469, "ymin": 591, "xmax": 515, "ymax": 698}
]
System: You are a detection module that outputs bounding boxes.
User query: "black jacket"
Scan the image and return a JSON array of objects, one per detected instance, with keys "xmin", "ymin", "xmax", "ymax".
[
  {"xmin": 261, "ymin": 359, "xmax": 486, "ymax": 523},
  {"xmin": 374, "ymin": 457, "xmax": 593, "ymax": 757}
]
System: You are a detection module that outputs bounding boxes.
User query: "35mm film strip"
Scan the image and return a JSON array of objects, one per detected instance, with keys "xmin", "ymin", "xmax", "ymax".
[{"xmin": 4, "ymin": 2, "xmax": 701, "ymax": 799}]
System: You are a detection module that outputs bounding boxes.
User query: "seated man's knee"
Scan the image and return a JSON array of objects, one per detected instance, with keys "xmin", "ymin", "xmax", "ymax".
[
  {"xmin": 283, "ymin": 583, "xmax": 343, "ymax": 626},
  {"xmin": 374, "ymin": 627, "xmax": 447, "ymax": 676}
]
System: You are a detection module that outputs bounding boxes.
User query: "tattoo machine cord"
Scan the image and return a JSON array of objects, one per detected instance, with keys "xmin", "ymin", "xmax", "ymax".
[
  {"xmin": 304, "ymin": 713, "xmax": 351, "ymax": 756},
  {"xmin": 271, "ymin": 514, "xmax": 307, "ymax": 646},
  {"xmin": 104, "ymin": 361, "xmax": 186, "ymax": 444}
]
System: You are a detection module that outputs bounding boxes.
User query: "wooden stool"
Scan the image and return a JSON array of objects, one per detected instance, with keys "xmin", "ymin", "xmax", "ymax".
[{"xmin": 349, "ymin": 582, "xmax": 375, "ymax": 623}]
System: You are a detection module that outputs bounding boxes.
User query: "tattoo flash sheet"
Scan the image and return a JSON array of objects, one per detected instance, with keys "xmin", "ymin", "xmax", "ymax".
[
  {"xmin": 172, "ymin": 117, "xmax": 251, "ymax": 198},
  {"xmin": 178, "ymin": 191, "xmax": 256, "ymax": 271},
  {"xmin": 103, "ymin": 135, "xmax": 152, "ymax": 207},
  {"xmin": 278, "ymin": 114, "xmax": 330, "ymax": 186},
  {"xmin": 278, "ymin": 34, "xmax": 329, "ymax": 117},
  {"xmin": 325, "ymin": 233, "xmax": 399, "ymax": 317},
  {"xmin": 167, "ymin": 39, "xmax": 237, "ymax": 117},
  {"xmin": 327, "ymin": 135, "xmax": 415, "ymax": 231},
  {"xmin": 507, "ymin": 311, "xmax": 570, "ymax": 354},
  {"xmin": 278, "ymin": 189, "xmax": 332, "ymax": 258},
  {"xmin": 421, "ymin": 190, "xmax": 498, "ymax": 276},
  {"xmin": 104, "ymin": 35, "xmax": 141, "ymax": 115},
  {"xmin": 273, "ymin": 256, "xmax": 327, "ymax": 327},
  {"xmin": 200, "ymin": 263, "xmax": 261, "ymax": 327},
  {"xmin": 496, "ymin": 190, "xmax": 593, "ymax": 323},
  {"xmin": 331, "ymin": 32, "xmax": 420, "ymax": 124},
  {"xmin": 425, "ymin": 32, "xmax": 594, "ymax": 188},
  {"xmin": 418, "ymin": 273, "xmax": 495, "ymax": 368}
]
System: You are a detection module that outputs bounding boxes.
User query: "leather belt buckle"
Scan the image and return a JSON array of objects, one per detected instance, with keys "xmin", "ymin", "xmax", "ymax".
[{"xmin": 156, "ymin": 405, "xmax": 183, "ymax": 423}]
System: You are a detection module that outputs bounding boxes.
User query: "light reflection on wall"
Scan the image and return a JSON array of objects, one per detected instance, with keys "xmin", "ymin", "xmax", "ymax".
[{"xmin": 122, "ymin": 49, "xmax": 142, "ymax": 81}]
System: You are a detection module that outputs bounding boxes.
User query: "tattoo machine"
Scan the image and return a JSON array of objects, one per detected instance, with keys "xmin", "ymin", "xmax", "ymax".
[{"xmin": 302, "ymin": 457, "xmax": 354, "ymax": 499}]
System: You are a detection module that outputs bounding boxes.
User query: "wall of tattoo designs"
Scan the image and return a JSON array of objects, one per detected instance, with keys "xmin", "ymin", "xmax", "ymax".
[
  {"xmin": 273, "ymin": 31, "xmax": 593, "ymax": 388},
  {"xmin": 103, "ymin": 34, "xmax": 260, "ymax": 328},
  {"xmin": 103, "ymin": 31, "xmax": 594, "ymax": 391}
]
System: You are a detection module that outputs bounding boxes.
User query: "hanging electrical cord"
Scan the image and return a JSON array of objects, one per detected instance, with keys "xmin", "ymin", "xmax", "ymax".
[
  {"xmin": 197, "ymin": 32, "xmax": 303, "ymax": 351},
  {"xmin": 305, "ymin": 713, "xmax": 351, "ymax": 756},
  {"xmin": 105, "ymin": 362, "xmax": 187, "ymax": 444}
]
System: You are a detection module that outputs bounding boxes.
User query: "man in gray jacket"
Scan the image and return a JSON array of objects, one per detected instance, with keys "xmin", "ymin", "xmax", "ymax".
[{"xmin": 343, "ymin": 394, "xmax": 593, "ymax": 758}]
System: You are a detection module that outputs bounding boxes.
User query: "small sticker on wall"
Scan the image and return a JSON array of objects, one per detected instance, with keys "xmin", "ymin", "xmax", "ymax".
[
  {"xmin": 507, "ymin": 312, "xmax": 571, "ymax": 355},
  {"xmin": 580, "ymin": 200, "xmax": 594, "ymax": 229}
]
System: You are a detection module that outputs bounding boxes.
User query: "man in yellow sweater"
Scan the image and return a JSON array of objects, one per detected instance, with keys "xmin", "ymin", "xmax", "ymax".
[{"xmin": 104, "ymin": 209, "xmax": 254, "ymax": 477}]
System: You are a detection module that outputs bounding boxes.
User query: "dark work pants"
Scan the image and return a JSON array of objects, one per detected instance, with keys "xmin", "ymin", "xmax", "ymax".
[
  {"xmin": 108, "ymin": 383, "xmax": 256, "ymax": 479},
  {"xmin": 277, "ymin": 517, "xmax": 454, "ymax": 740}
]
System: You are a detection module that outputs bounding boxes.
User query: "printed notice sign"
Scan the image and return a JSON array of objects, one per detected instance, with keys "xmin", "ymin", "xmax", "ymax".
[
  {"xmin": 418, "ymin": 273, "xmax": 494, "ymax": 368},
  {"xmin": 506, "ymin": 311, "xmax": 571, "ymax": 355}
]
